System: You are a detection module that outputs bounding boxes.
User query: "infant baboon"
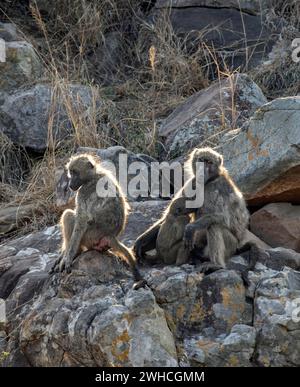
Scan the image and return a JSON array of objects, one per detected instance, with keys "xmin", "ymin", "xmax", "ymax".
[
  {"xmin": 146, "ymin": 197, "xmax": 194, "ymax": 265},
  {"xmin": 52, "ymin": 153, "xmax": 146, "ymax": 289},
  {"xmin": 135, "ymin": 147, "xmax": 249, "ymax": 271}
]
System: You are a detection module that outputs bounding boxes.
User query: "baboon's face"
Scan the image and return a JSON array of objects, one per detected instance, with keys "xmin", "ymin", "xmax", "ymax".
[
  {"xmin": 68, "ymin": 158, "xmax": 95, "ymax": 191},
  {"xmin": 194, "ymin": 154, "xmax": 220, "ymax": 183}
]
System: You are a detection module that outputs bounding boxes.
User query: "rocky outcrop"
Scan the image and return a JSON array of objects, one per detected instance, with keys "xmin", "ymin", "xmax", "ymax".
[
  {"xmin": 0, "ymin": 201, "xmax": 299, "ymax": 367},
  {"xmin": 250, "ymin": 203, "xmax": 300, "ymax": 252},
  {"xmin": 0, "ymin": 84, "xmax": 100, "ymax": 152},
  {"xmin": 159, "ymin": 73, "xmax": 267, "ymax": 155},
  {"xmin": 221, "ymin": 97, "xmax": 300, "ymax": 205},
  {"xmin": 0, "ymin": 41, "xmax": 43, "ymax": 92},
  {"xmin": 0, "ymin": 204, "xmax": 37, "ymax": 236}
]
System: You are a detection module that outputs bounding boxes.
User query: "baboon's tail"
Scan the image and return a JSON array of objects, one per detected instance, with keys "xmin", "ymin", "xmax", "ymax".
[{"xmin": 110, "ymin": 237, "xmax": 146, "ymax": 289}]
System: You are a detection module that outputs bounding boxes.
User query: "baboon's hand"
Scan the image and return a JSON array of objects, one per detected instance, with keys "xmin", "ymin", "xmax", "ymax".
[
  {"xmin": 133, "ymin": 238, "xmax": 143, "ymax": 260},
  {"xmin": 49, "ymin": 254, "xmax": 63, "ymax": 274},
  {"xmin": 184, "ymin": 224, "xmax": 195, "ymax": 251}
]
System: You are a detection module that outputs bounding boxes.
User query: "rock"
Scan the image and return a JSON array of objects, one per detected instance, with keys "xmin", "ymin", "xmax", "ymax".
[
  {"xmin": 155, "ymin": 1, "xmax": 270, "ymax": 14},
  {"xmin": 264, "ymin": 248, "xmax": 300, "ymax": 271},
  {"xmin": 240, "ymin": 229, "xmax": 271, "ymax": 250},
  {"xmin": 159, "ymin": 74, "xmax": 267, "ymax": 155},
  {"xmin": 89, "ymin": 32, "xmax": 123, "ymax": 84},
  {"xmin": 184, "ymin": 324, "xmax": 256, "ymax": 366},
  {"xmin": 0, "ymin": 204, "xmax": 37, "ymax": 236},
  {"xmin": 1, "ymin": 201, "xmax": 300, "ymax": 366},
  {"xmin": 56, "ymin": 146, "xmax": 161, "ymax": 207},
  {"xmin": 0, "ymin": 23, "xmax": 20, "ymax": 41},
  {"xmin": 153, "ymin": 5, "xmax": 276, "ymax": 70},
  {"xmin": 0, "ymin": 239, "xmax": 177, "ymax": 366},
  {"xmin": 254, "ymin": 268, "xmax": 300, "ymax": 366},
  {"xmin": 221, "ymin": 97, "xmax": 300, "ymax": 205},
  {"xmin": 250, "ymin": 203, "xmax": 300, "ymax": 251},
  {"xmin": 0, "ymin": 84, "xmax": 100, "ymax": 152},
  {"xmin": 0, "ymin": 41, "xmax": 43, "ymax": 91},
  {"xmin": 149, "ymin": 266, "xmax": 250, "ymax": 336},
  {"xmin": 0, "ymin": 299, "xmax": 6, "ymax": 329}
]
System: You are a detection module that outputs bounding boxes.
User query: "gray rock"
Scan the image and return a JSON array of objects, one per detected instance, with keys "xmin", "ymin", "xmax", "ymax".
[
  {"xmin": 254, "ymin": 268, "xmax": 300, "ymax": 366},
  {"xmin": 159, "ymin": 74, "xmax": 267, "ymax": 156},
  {"xmin": 149, "ymin": 266, "xmax": 250, "ymax": 336},
  {"xmin": 155, "ymin": 0, "xmax": 271, "ymax": 14},
  {"xmin": 250, "ymin": 203, "xmax": 300, "ymax": 251},
  {"xmin": 0, "ymin": 41, "xmax": 43, "ymax": 91},
  {"xmin": 153, "ymin": 6, "xmax": 276, "ymax": 70},
  {"xmin": 1, "ymin": 201, "xmax": 300, "ymax": 367},
  {"xmin": 183, "ymin": 324, "xmax": 256, "ymax": 366},
  {"xmin": 0, "ymin": 84, "xmax": 100, "ymax": 152},
  {"xmin": 0, "ymin": 23, "xmax": 20, "ymax": 41},
  {"xmin": 221, "ymin": 97, "xmax": 300, "ymax": 205},
  {"xmin": 0, "ymin": 204, "xmax": 37, "ymax": 236}
]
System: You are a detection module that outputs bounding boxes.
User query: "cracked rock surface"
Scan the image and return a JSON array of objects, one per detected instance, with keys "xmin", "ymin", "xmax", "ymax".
[{"xmin": 0, "ymin": 201, "xmax": 300, "ymax": 367}]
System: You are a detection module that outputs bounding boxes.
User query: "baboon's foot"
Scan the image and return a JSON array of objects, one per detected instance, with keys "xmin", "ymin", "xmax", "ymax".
[
  {"xmin": 199, "ymin": 262, "xmax": 223, "ymax": 275},
  {"xmin": 133, "ymin": 278, "xmax": 147, "ymax": 290}
]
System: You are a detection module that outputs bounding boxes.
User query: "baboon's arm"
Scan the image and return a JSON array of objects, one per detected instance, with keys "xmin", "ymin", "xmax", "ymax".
[
  {"xmin": 60, "ymin": 218, "xmax": 88, "ymax": 272},
  {"xmin": 188, "ymin": 213, "xmax": 229, "ymax": 230},
  {"xmin": 184, "ymin": 213, "xmax": 229, "ymax": 251},
  {"xmin": 133, "ymin": 219, "xmax": 163, "ymax": 259}
]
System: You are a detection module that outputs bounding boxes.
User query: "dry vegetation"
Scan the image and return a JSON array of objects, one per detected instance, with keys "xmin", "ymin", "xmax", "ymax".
[{"xmin": 0, "ymin": 0, "xmax": 299, "ymax": 238}]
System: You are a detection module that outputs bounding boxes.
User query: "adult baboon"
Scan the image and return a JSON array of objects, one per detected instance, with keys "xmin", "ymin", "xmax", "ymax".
[
  {"xmin": 52, "ymin": 153, "xmax": 146, "ymax": 289},
  {"xmin": 134, "ymin": 147, "xmax": 249, "ymax": 270}
]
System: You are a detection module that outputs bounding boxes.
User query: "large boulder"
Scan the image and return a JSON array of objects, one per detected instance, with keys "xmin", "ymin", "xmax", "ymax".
[
  {"xmin": 0, "ymin": 204, "xmax": 37, "ymax": 236},
  {"xmin": 1, "ymin": 200, "xmax": 300, "ymax": 367},
  {"xmin": 250, "ymin": 203, "xmax": 300, "ymax": 252},
  {"xmin": 153, "ymin": 3, "xmax": 277, "ymax": 70},
  {"xmin": 159, "ymin": 73, "xmax": 267, "ymax": 156},
  {"xmin": 0, "ymin": 84, "xmax": 100, "ymax": 152},
  {"xmin": 0, "ymin": 41, "xmax": 43, "ymax": 91},
  {"xmin": 254, "ymin": 268, "xmax": 300, "ymax": 366},
  {"xmin": 221, "ymin": 97, "xmax": 300, "ymax": 205},
  {"xmin": 155, "ymin": 1, "xmax": 270, "ymax": 14}
]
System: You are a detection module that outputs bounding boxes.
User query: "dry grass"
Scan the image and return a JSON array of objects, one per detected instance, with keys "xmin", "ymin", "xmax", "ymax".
[{"xmin": 252, "ymin": 0, "xmax": 300, "ymax": 98}]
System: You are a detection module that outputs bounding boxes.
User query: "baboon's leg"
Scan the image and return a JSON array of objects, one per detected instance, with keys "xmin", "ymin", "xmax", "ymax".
[
  {"xmin": 60, "ymin": 220, "xmax": 88, "ymax": 272},
  {"xmin": 175, "ymin": 243, "xmax": 190, "ymax": 266},
  {"xmin": 206, "ymin": 225, "xmax": 238, "ymax": 268},
  {"xmin": 110, "ymin": 237, "xmax": 146, "ymax": 289},
  {"xmin": 60, "ymin": 209, "xmax": 75, "ymax": 254},
  {"xmin": 51, "ymin": 210, "xmax": 77, "ymax": 274}
]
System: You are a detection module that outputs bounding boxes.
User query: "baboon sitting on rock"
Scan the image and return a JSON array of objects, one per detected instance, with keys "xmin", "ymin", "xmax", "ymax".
[{"xmin": 134, "ymin": 147, "xmax": 249, "ymax": 271}]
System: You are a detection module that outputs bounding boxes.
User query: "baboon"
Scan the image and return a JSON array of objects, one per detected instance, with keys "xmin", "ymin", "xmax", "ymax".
[
  {"xmin": 52, "ymin": 153, "xmax": 146, "ymax": 289},
  {"xmin": 134, "ymin": 147, "xmax": 249, "ymax": 271},
  {"xmin": 146, "ymin": 196, "xmax": 194, "ymax": 265}
]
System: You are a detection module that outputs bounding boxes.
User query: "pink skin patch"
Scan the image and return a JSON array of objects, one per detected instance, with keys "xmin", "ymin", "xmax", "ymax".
[{"xmin": 93, "ymin": 236, "xmax": 111, "ymax": 252}]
